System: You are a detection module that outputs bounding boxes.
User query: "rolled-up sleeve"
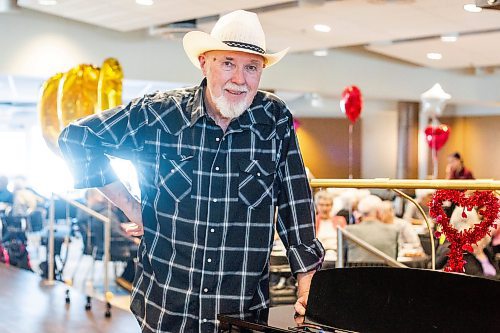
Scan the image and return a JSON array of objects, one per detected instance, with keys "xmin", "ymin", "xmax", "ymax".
[
  {"xmin": 276, "ymin": 114, "xmax": 324, "ymax": 276},
  {"xmin": 58, "ymin": 97, "xmax": 148, "ymax": 189}
]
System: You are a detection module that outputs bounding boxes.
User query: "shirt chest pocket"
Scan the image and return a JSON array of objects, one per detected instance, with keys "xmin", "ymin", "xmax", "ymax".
[
  {"xmin": 238, "ymin": 159, "xmax": 276, "ymax": 208},
  {"xmin": 141, "ymin": 145, "xmax": 195, "ymax": 203},
  {"xmin": 158, "ymin": 153, "xmax": 194, "ymax": 202}
]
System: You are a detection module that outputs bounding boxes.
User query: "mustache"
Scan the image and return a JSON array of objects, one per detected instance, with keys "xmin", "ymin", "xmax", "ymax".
[{"xmin": 224, "ymin": 82, "xmax": 248, "ymax": 93}]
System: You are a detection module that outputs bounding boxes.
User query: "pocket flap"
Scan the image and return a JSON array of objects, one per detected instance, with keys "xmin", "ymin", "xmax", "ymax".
[
  {"xmin": 142, "ymin": 144, "xmax": 194, "ymax": 161},
  {"xmin": 239, "ymin": 159, "xmax": 276, "ymax": 176}
]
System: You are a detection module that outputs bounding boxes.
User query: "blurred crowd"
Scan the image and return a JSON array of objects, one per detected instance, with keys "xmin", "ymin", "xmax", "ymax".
[
  {"xmin": 307, "ymin": 186, "xmax": 500, "ymax": 278},
  {"xmin": 2, "ymin": 172, "xmax": 499, "ymax": 283},
  {"xmin": 0, "ymin": 174, "xmax": 138, "ymax": 290}
]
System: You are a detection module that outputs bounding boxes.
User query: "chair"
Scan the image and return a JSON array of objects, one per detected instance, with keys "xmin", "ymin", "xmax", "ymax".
[
  {"xmin": 418, "ymin": 233, "xmax": 436, "ymax": 256},
  {"xmin": 1, "ymin": 215, "xmax": 27, "ymax": 243},
  {"xmin": 53, "ymin": 199, "xmax": 79, "ymax": 220},
  {"xmin": 76, "ymin": 217, "xmax": 137, "ymax": 287},
  {"xmin": 0, "ymin": 214, "xmax": 31, "ymax": 270},
  {"xmin": 39, "ymin": 225, "xmax": 71, "ymax": 280},
  {"xmin": 26, "ymin": 209, "xmax": 45, "ymax": 260},
  {"xmin": 27, "ymin": 209, "xmax": 44, "ymax": 232},
  {"xmin": 306, "ymin": 267, "xmax": 500, "ymax": 332}
]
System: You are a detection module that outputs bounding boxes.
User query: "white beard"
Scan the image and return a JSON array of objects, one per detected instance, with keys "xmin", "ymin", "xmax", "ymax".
[{"xmin": 211, "ymin": 83, "xmax": 252, "ymax": 119}]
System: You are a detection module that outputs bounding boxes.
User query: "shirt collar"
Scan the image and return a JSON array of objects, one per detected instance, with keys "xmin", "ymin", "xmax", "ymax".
[{"xmin": 189, "ymin": 79, "xmax": 206, "ymax": 127}]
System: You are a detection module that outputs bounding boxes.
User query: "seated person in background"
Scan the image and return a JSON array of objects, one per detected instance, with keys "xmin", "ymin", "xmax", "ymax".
[
  {"xmin": 380, "ymin": 201, "xmax": 424, "ymax": 257},
  {"xmin": 335, "ymin": 189, "xmax": 367, "ymax": 225},
  {"xmin": 436, "ymin": 207, "xmax": 499, "ymax": 278},
  {"xmin": 77, "ymin": 189, "xmax": 138, "ymax": 290},
  {"xmin": 446, "ymin": 152, "xmax": 474, "ymax": 180},
  {"xmin": 314, "ymin": 190, "xmax": 346, "ymax": 259},
  {"xmin": 403, "ymin": 189, "xmax": 435, "ymax": 227},
  {"xmin": 345, "ymin": 195, "xmax": 399, "ymax": 263}
]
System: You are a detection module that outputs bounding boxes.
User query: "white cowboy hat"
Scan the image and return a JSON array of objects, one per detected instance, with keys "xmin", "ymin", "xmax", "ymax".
[{"xmin": 183, "ymin": 10, "xmax": 289, "ymax": 69}]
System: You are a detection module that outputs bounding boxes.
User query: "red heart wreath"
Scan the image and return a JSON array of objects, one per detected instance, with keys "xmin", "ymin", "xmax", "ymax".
[{"xmin": 429, "ymin": 190, "xmax": 500, "ymax": 273}]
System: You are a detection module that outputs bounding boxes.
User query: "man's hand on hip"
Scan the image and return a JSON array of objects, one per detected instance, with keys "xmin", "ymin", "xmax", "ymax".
[{"xmin": 98, "ymin": 180, "xmax": 144, "ymax": 236}]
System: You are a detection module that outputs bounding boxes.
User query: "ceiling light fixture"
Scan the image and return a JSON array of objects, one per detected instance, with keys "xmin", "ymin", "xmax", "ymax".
[
  {"xmin": 313, "ymin": 24, "xmax": 331, "ymax": 33},
  {"xmin": 136, "ymin": 0, "xmax": 154, "ymax": 6},
  {"xmin": 38, "ymin": 0, "xmax": 57, "ymax": 5},
  {"xmin": 427, "ymin": 52, "xmax": 442, "ymax": 60},
  {"xmin": 313, "ymin": 50, "xmax": 328, "ymax": 56},
  {"xmin": 463, "ymin": 3, "xmax": 482, "ymax": 12},
  {"xmin": 441, "ymin": 34, "xmax": 458, "ymax": 42}
]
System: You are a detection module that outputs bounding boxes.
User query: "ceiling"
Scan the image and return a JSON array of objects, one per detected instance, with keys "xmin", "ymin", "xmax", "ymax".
[{"xmin": 14, "ymin": 0, "xmax": 500, "ymax": 71}]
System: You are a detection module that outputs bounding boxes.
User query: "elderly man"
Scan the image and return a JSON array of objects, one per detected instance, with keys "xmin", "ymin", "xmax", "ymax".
[
  {"xmin": 345, "ymin": 195, "xmax": 399, "ymax": 263},
  {"xmin": 58, "ymin": 10, "xmax": 323, "ymax": 333}
]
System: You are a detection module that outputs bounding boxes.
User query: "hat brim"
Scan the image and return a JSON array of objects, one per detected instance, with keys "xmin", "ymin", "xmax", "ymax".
[{"xmin": 183, "ymin": 31, "xmax": 289, "ymax": 69}]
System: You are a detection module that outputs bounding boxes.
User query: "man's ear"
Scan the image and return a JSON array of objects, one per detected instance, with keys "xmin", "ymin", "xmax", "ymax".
[{"xmin": 199, "ymin": 54, "xmax": 208, "ymax": 76}]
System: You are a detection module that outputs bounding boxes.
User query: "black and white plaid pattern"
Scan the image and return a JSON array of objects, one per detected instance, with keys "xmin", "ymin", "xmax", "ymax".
[{"xmin": 58, "ymin": 79, "xmax": 324, "ymax": 332}]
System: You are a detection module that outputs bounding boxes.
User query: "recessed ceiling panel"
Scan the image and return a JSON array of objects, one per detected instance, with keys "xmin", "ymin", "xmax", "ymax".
[
  {"xmin": 366, "ymin": 30, "xmax": 500, "ymax": 69},
  {"xmin": 15, "ymin": 0, "xmax": 500, "ymax": 69}
]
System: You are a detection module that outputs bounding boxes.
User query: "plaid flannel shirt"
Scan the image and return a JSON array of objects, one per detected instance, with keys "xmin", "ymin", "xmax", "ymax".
[{"xmin": 58, "ymin": 79, "xmax": 324, "ymax": 332}]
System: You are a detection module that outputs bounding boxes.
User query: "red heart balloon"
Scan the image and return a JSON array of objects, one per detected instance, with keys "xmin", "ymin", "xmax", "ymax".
[
  {"xmin": 424, "ymin": 124, "xmax": 450, "ymax": 151},
  {"xmin": 340, "ymin": 86, "xmax": 362, "ymax": 124},
  {"xmin": 429, "ymin": 190, "xmax": 500, "ymax": 273}
]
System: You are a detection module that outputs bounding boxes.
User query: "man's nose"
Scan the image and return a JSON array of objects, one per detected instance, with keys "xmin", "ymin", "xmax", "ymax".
[{"xmin": 231, "ymin": 67, "xmax": 246, "ymax": 85}]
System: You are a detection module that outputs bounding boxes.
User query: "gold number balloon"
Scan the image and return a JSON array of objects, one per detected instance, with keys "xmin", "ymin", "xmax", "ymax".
[
  {"xmin": 98, "ymin": 58, "xmax": 123, "ymax": 111},
  {"xmin": 57, "ymin": 64, "xmax": 100, "ymax": 128},
  {"xmin": 38, "ymin": 59, "xmax": 123, "ymax": 154},
  {"xmin": 38, "ymin": 73, "xmax": 64, "ymax": 155}
]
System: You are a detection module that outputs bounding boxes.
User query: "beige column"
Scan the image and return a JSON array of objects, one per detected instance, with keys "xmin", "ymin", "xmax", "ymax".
[{"xmin": 396, "ymin": 101, "xmax": 419, "ymax": 180}]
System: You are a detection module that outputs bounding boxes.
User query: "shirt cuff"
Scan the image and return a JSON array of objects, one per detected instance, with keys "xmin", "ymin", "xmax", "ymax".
[
  {"xmin": 287, "ymin": 238, "xmax": 325, "ymax": 277},
  {"xmin": 71, "ymin": 156, "xmax": 119, "ymax": 189}
]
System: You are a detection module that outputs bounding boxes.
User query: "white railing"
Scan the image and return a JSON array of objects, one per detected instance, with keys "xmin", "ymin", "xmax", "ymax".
[{"xmin": 46, "ymin": 193, "xmax": 112, "ymax": 306}]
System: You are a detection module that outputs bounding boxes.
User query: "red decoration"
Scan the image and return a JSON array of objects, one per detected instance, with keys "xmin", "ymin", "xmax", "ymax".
[
  {"xmin": 429, "ymin": 190, "xmax": 500, "ymax": 273},
  {"xmin": 340, "ymin": 85, "xmax": 362, "ymax": 124},
  {"xmin": 424, "ymin": 124, "xmax": 450, "ymax": 151}
]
